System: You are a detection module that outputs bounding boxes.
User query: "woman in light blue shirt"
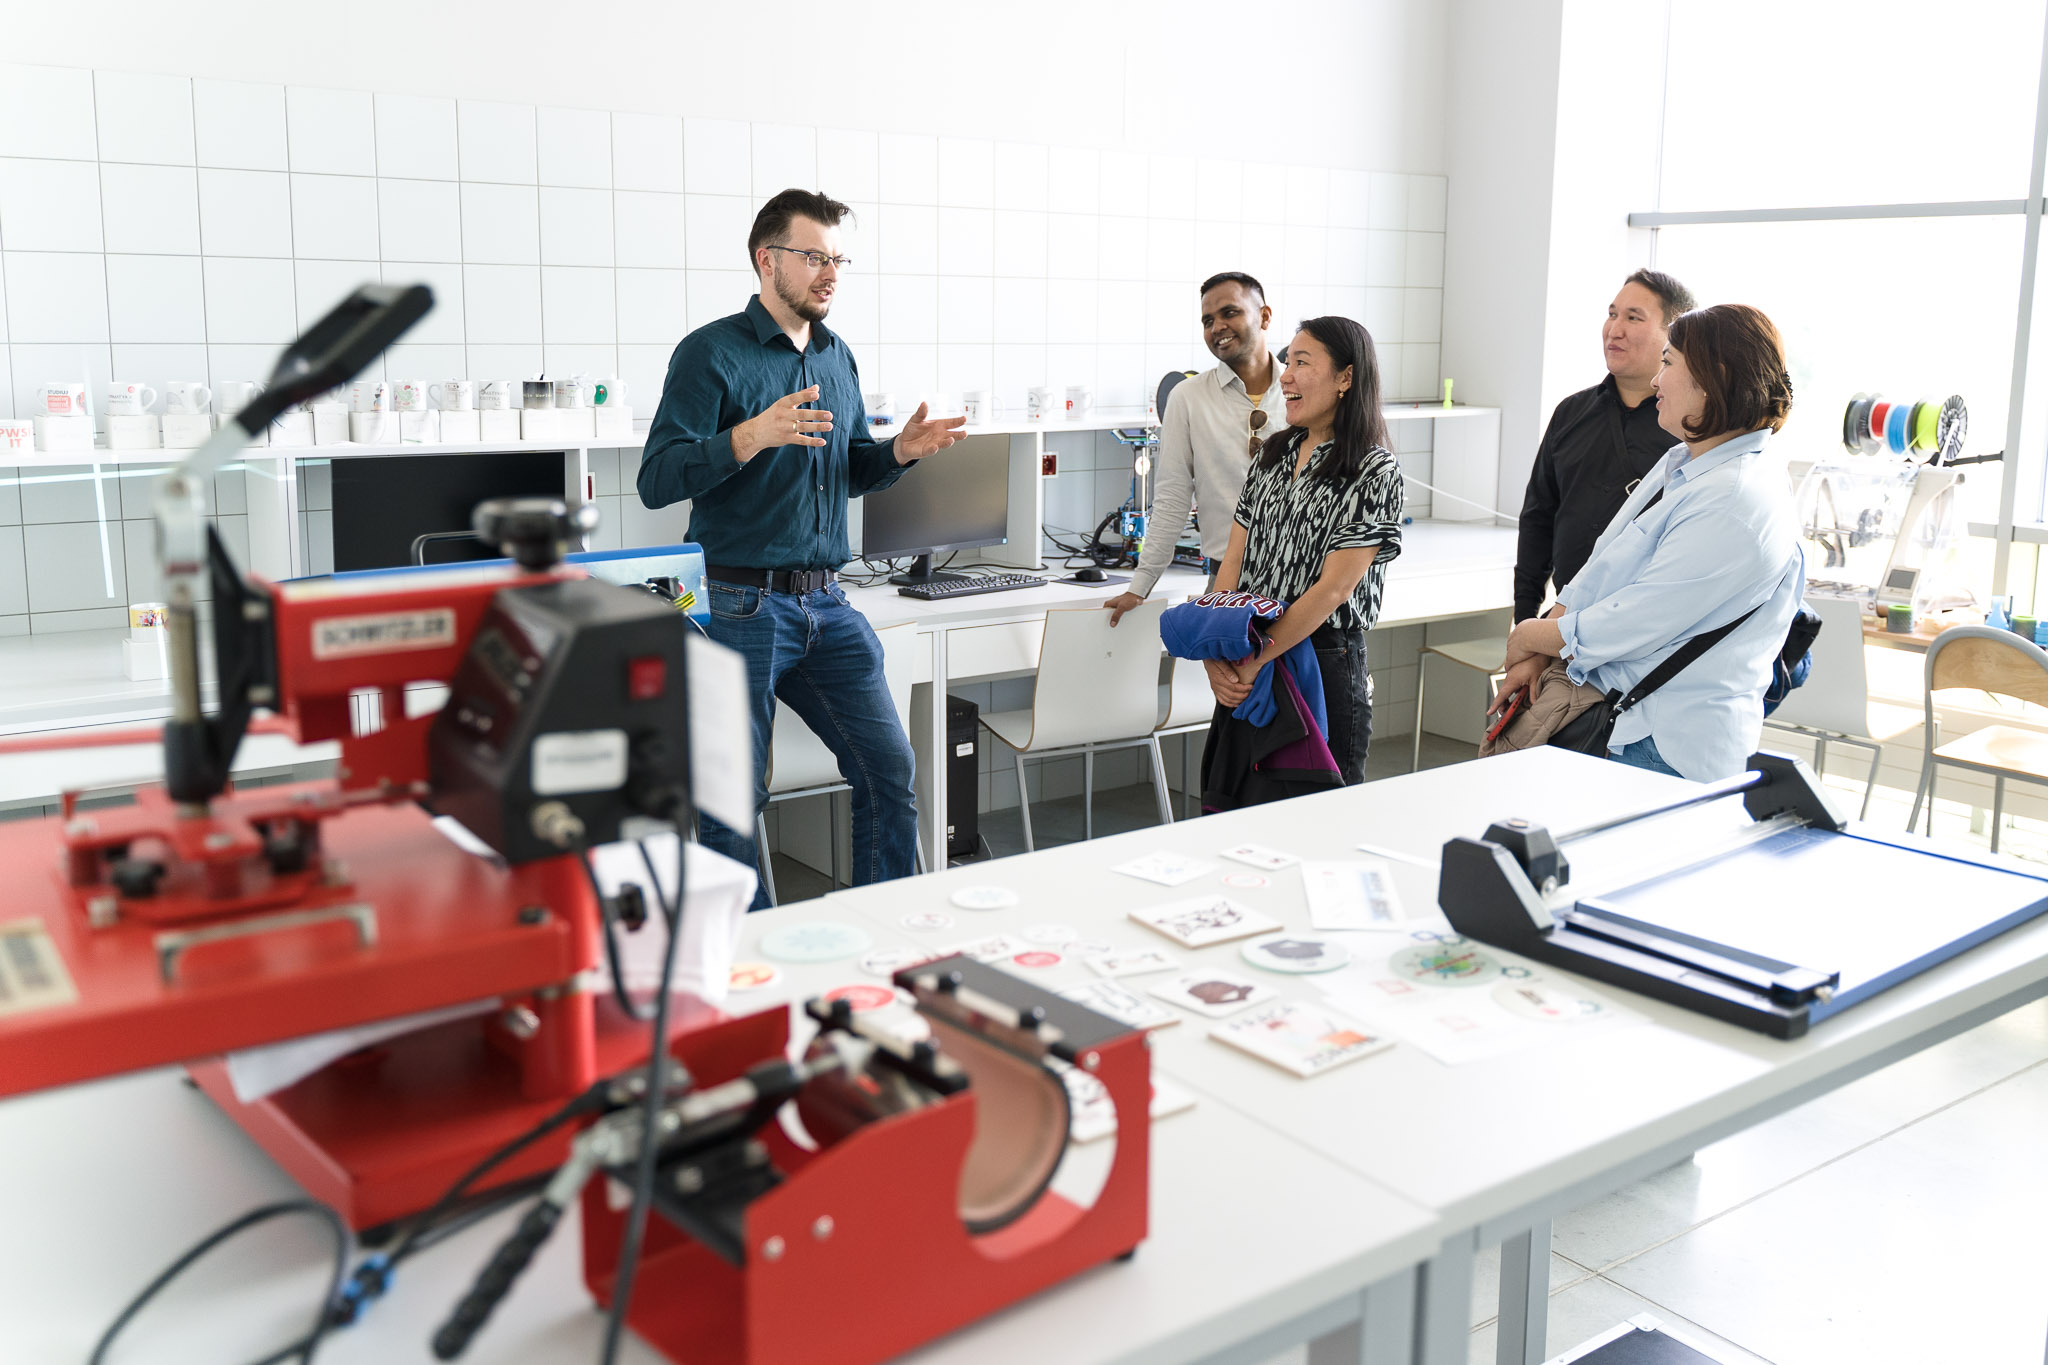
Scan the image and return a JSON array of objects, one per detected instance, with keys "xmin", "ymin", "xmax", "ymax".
[{"xmin": 1491, "ymin": 304, "xmax": 1804, "ymax": 780}]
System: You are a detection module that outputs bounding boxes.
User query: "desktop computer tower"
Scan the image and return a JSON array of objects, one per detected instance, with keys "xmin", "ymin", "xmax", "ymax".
[{"xmin": 946, "ymin": 695, "xmax": 979, "ymax": 860}]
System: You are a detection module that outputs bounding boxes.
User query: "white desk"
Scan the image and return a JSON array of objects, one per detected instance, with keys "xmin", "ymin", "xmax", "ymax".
[{"xmin": 816, "ymin": 747, "xmax": 2048, "ymax": 1365}]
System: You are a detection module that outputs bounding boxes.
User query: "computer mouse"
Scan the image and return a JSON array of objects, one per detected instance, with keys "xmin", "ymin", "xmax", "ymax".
[{"xmin": 1074, "ymin": 566, "xmax": 1107, "ymax": 583}]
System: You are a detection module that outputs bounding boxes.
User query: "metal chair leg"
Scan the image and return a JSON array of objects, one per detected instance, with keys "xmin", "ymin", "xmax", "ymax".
[
  {"xmin": 1411, "ymin": 652, "xmax": 1427, "ymax": 772},
  {"xmin": 1150, "ymin": 736, "xmax": 1174, "ymax": 826},
  {"xmin": 1013, "ymin": 751, "xmax": 1035, "ymax": 853},
  {"xmin": 828, "ymin": 792, "xmax": 842, "ymax": 889},
  {"xmin": 1993, "ymin": 775, "xmax": 2007, "ymax": 854},
  {"xmin": 1861, "ymin": 741, "xmax": 1883, "ymax": 821},
  {"xmin": 1083, "ymin": 747, "xmax": 1094, "ymax": 841},
  {"xmin": 754, "ymin": 812, "xmax": 779, "ymax": 906},
  {"xmin": 1814, "ymin": 735, "xmax": 1828, "ymax": 778}
]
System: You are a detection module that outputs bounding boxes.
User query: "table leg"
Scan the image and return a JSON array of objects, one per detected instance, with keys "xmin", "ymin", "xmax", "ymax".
[
  {"xmin": 925, "ymin": 629, "xmax": 948, "ymax": 870},
  {"xmin": 1413, "ymin": 1228, "xmax": 1477, "ymax": 1365},
  {"xmin": 1299, "ymin": 1263, "xmax": 1417, "ymax": 1365},
  {"xmin": 1495, "ymin": 1219, "xmax": 1551, "ymax": 1365}
]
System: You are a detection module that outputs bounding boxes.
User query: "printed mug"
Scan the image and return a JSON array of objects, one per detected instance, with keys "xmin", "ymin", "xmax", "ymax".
[
  {"xmin": 478, "ymin": 380, "xmax": 520, "ymax": 410},
  {"xmin": 217, "ymin": 380, "xmax": 267, "ymax": 415},
  {"xmin": 35, "ymin": 382, "xmax": 88, "ymax": 416},
  {"xmin": 592, "ymin": 376, "xmax": 627, "ymax": 407},
  {"xmin": 1026, "ymin": 386, "xmax": 1056, "ymax": 421},
  {"xmin": 391, "ymin": 379, "xmax": 431, "ymax": 412},
  {"xmin": 1064, "ymin": 384, "xmax": 1093, "ymax": 421},
  {"xmin": 432, "ymin": 379, "xmax": 475, "ymax": 411},
  {"xmin": 350, "ymin": 380, "xmax": 391, "ymax": 413},
  {"xmin": 166, "ymin": 382, "xmax": 212, "ymax": 414},
  {"xmin": 963, "ymin": 390, "xmax": 1003, "ymax": 424},
  {"xmin": 104, "ymin": 382, "xmax": 159, "ymax": 416}
]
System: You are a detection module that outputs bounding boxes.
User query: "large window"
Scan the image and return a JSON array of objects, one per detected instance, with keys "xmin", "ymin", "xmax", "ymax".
[{"xmin": 1639, "ymin": 0, "xmax": 2048, "ymax": 606}]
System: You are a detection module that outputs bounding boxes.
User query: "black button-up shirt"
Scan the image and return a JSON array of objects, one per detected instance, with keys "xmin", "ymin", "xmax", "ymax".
[
  {"xmin": 636, "ymin": 295, "xmax": 910, "ymax": 570},
  {"xmin": 1513, "ymin": 373, "xmax": 1676, "ymax": 622}
]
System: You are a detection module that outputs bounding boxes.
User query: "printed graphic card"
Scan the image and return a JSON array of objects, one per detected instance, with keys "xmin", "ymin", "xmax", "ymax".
[
  {"xmin": 1147, "ymin": 969, "xmax": 1277, "ymax": 1019},
  {"xmin": 1210, "ymin": 999, "xmax": 1395, "ymax": 1077},
  {"xmin": 1084, "ymin": 945, "xmax": 1180, "ymax": 978},
  {"xmin": 1112, "ymin": 851, "xmax": 1218, "ymax": 887},
  {"xmin": 1058, "ymin": 978, "xmax": 1182, "ymax": 1031},
  {"xmin": 1300, "ymin": 859, "xmax": 1408, "ymax": 931},
  {"xmin": 1220, "ymin": 842, "xmax": 1300, "ymax": 870},
  {"xmin": 1128, "ymin": 895, "xmax": 1282, "ymax": 948}
]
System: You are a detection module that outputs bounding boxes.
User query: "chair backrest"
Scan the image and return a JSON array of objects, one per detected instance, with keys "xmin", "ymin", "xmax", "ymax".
[
  {"xmin": 1766, "ymin": 594, "xmax": 1871, "ymax": 735},
  {"xmin": 1159, "ymin": 655, "xmax": 1214, "ymax": 731},
  {"xmin": 765, "ymin": 620, "xmax": 920, "ymax": 795},
  {"xmin": 1027, "ymin": 601, "xmax": 1169, "ymax": 751},
  {"xmin": 1926, "ymin": 625, "xmax": 2048, "ymax": 713}
]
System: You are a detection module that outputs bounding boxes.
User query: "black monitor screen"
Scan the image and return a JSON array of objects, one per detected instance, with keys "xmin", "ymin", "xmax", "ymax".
[
  {"xmin": 330, "ymin": 450, "xmax": 567, "ymax": 571},
  {"xmin": 860, "ymin": 442, "xmax": 1009, "ymax": 559}
]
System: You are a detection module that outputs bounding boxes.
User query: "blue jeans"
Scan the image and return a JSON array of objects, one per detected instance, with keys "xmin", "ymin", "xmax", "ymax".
[
  {"xmin": 702, "ymin": 579, "xmax": 918, "ymax": 910},
  {"xmin": 1609, "ymin": 734, "xmax": 1684, "ymax": 778}
]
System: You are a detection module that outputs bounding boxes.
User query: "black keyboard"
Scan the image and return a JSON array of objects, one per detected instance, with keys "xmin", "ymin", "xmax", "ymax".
[{"xmin": 897, "ymin": 573, "xmax": 1047, "ymax": 601}]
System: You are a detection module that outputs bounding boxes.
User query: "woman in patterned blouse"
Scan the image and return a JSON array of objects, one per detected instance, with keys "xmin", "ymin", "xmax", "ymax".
[{"xmin": 1207, "ymin": 315, "xmax": 1405, "ymax": 783}]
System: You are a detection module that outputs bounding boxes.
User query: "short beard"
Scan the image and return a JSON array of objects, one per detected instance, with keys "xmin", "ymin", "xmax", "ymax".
[{"xmin": 772, "ymin": 260, "xmax": 828, "ymax": 323}]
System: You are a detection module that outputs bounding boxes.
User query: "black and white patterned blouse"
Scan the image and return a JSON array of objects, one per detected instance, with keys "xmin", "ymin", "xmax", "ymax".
[{"xmin": 1232, "ymin": 430, "xmax": 1405, "ymax": 632}]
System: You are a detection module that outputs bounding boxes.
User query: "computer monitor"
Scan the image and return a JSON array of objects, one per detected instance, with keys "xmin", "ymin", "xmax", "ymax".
[
  {"xmin": 860, "ymin": 441, "xmax": 1010, "ymax": 586},
  {"xmin": 330, "ymin": 450, "xmax": 568, "ymax": 571}
]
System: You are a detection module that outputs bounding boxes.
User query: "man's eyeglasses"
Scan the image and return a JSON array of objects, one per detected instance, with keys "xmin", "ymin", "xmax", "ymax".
[
  {"xmin": 1247, "ymin": 407, "xmax": 1268, "ymax": 456},
  {"xmin": 767, "ymin": 245, "xmax": 853, "ymax": 270}
]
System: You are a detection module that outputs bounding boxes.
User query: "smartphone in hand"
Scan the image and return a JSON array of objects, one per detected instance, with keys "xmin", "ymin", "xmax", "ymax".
[{"xmin": 1483, "ymin": 689, "xmax": 1527, "ymax": 746}]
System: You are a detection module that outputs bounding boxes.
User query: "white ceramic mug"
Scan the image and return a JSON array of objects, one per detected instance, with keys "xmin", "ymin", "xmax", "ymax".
[
  {"xmin": 432, "ymin": 379, "xmax": 475, "ymax": 411},
  {"xmin": 166, "ymin": 382, "xmax": 212, "ymax": 414},
  {"xmin": 104, "ymin": 381, "xmax": 159, "ymax": 416},
  {"xmin": 392, "ymin": 379, "xmax": 430, "ymax": 413},
  {"xmin": 522, "ymin": 380, "xmax": 554, "ymax": 410},
  {"xmin": 555, "ymin": 375, "xmax": 591, "ymax": 410},
  {"xmin": 865, "ymin": 392, "xmax": 895, "ymax": 428},
  {"xmin": 478, "ymin": 380, "xmax": 520, "ymax": 410},
  {"xmin": 35, "ymin": 382, "xmax": 89, "ymax": 416},
  {"xmin": 217, "ymin": 380, "xmax": 266, "ymax": 415},
  {"xmin": 350, "ymin": 380, "xmax": 391, "ymax": 412},
  {"xmin": 963, "ymin": 390, "xmax": 1004, "ymax": 425},
  {"xmin": 1064, "ymin": 384, "xmax": 1093, "ymax": 421},
  {"xmin": 592, "ymin": 376, "xmax": 627, "ymax": 407},
  {"xmin": 1026, "ymin": 386, "xmax": 1056, "ymax": 421}
]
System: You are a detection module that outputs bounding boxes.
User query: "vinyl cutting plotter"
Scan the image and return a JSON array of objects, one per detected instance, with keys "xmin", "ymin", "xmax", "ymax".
[
  {"xmin": 0, "ymin": 287, "xmax": 1149, "ymax": 1364},
  {"xmin": 1438, "ymin": 754, "xmax": 2048, "ymax": 1038}
]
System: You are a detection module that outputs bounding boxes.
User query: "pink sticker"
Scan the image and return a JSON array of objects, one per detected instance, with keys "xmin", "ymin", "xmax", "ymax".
[
  {"xmin": 823, "ymin": 984, "xmax": 898, "ymax": 1012},
  {"xmin": 1012, "ymin": 950, "xmax": 1062, "ymax": 969}
]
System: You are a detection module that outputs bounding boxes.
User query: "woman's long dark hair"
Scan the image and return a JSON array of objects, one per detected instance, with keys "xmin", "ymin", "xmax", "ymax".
[{"xmin": 1256, "ymin": 315, "xmax": 1390, "ymax": 482}]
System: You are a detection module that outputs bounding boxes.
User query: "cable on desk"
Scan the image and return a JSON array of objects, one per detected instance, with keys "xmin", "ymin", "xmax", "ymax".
[
  {"xmin": 578, "ymin": 844, "xmax": 667, "ymax": 1024},
  {"xmin": 90, "ymin": 1199, "xmax": 349, "ymax": 1365}
]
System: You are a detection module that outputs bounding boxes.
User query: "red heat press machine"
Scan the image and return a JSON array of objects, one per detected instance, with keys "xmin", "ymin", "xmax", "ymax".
[{"xmin": 0, "ymin": 286, "xmax": 1149, "ymax": 1364}]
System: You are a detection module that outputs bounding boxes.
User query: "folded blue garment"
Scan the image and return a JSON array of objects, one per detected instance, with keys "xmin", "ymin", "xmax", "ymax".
[{"xmin": 1159, "ymin": 590, "xmax": 1327, "ymax": 733}]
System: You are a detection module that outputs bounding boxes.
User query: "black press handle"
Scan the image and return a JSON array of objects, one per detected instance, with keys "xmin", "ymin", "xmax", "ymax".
[
  {"xmin": 237, "ymin": 283, "xmax": 434, "ymax": 435},
  {"xmin": 429, "ymin": 1199, "xmax": 563, "ymax": 1360}
]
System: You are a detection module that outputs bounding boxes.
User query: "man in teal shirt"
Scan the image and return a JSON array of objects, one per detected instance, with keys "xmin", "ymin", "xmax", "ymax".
[{"xmin": 639, "ymin": 188, "xmax": 963, "ymax": 905}]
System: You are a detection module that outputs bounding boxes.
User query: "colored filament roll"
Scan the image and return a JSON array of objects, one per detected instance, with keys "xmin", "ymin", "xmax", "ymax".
[{"xmin": 1885, "ymin": 401, "xmax": 1912, "ymax": 454}]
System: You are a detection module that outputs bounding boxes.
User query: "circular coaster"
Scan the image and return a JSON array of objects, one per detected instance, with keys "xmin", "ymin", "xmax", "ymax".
[
  {"xmin": 860, "ymin": 946, "xmax": 938, "ymax": 977},
  {"xmin": 1240, "ymin": 935, "xmax": 1351, "ymax": 974},
  {"xmin": 901, "ymin": 911, "xmax": 955, "ymax": 931},
  {"xmin": 1222, "ymin": 872, "xmax": 1270, "ymax": 889},
  {"xmin": 950, "ymin": 885, "xmax": 1019, "ymax": 911},
  {"xmin": 759, "ymin": 921, "xmax": 873, "ymax": 964},
  {"xmin": 822, "ymin": 983, "xmax": 898, "ymax": 1012},
  {"xmin": 1390, "ymin": 939, "xmax": 1503, "ymax": 988},
  {"xmin": 729, "ymin": 961, "xmax": 781, "ymax": 991},
  {"xmin": 1011, "ymin": 950, "xmax": 1062, "ymax": 969},
  {"xmin": 1022, "ymin": 922, "xmax": 1078, "ymax": 945}
]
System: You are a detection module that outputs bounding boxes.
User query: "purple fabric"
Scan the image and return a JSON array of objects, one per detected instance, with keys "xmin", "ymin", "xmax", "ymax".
[{"xmin": 1257, "ymin": 665, "xmax": 1341, "ymax": 778}]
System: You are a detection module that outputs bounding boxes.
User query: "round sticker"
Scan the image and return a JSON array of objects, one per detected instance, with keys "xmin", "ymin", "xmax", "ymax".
[
  {"xmin": 1493, "ymin": 978, "xmax": 1609, "ymax": 1022},
  {"xmin": 1240, "ymin": 935, "xmax": 1351, "ymax": 974},
  {"xmin": 759, "ymin": 921, "xmax": 873, "ymax": 964},
  {"xmin": 1222, "ymin": 872, "xmax": 1270, "ymax": 890},
  {"xmin": 1011, "ymin": 950, "xmax": 1062, "ymax": 969},
  {"xmin": 1022, "ymin": 922, "xmax": 1078, "ymax": 946},
  {"xmin": 859, "ymin": 946, "xmax": 937, "ymax": 977},
  {"xmin": 901, "ymin": 911, "xmax": 954, "ymax": 931},
  {"xmin": 950, "ymin": 885, "xmax": 1019, "ymax": 911},
  {"xmin": 728, "ymin": 961, "xmax": 781, "ymax": 991},
  {"xmin": 1390, "ymin": 939, "xmax": 1502, "ymax": 988},
  {"xmin": 822, "ymin": 984, "xmax": 898, "ymax": 1012}
]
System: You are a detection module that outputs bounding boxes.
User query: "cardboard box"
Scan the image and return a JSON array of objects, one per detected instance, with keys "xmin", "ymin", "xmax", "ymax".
[
  {"xmin": 560, "ymin": 408, "xmax": 596, "ymax": 440},
  {"xmin": 400, "ymin": 410, "xmax": 439, "ymax": 444},
  {"xmin": 521, "ymin": 409, "xmax": 563, "ymax": 442},
  {"xmin": 312, "ymin": 408, "xmax": 349, "ymax": 445},
  {"xmin": 594, "ymin": 405, "xmax": 634, "ymax": 442},
  {"xmin": 480, "ymin": 409, "xmax": 523, "ymax": 442},
  {"xmin": 161, "ymin": 413, "xmax": 213, "ymax": 449},
  {"xmin": 122, "ymin": 635, "xmax": 168, "ymax": 682},
  {"xmin": 269, "ymin": 412, "xmax": 314, "ymax": 448},
  {"xmin": 438, "ymin": 409, "xmax": 481, "ymax": 443},
  {"xmin": 349, "ymin": 411, "xmax": 399, "ymax": 444},
  {"xmin": 106, "ymin": 415, "xmax": 162, "ymax": 450},
  {"xmin": 34, "ymin": 414, "xmax": 94, "ymax": 452}
]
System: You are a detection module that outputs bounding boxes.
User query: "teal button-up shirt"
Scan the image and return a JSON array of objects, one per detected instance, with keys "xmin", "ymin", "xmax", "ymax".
[{"xmin": 636, "ymin": 295, "xmax": 909, "ymax": 570}]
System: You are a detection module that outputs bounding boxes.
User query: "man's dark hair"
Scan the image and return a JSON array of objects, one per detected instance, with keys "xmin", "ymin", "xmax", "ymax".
[
  {"xmin": 1666, "ymin": 303, "xmax": 1794, "ymax": 440},
  {"xmin": 748, "ymin": 189, "xmax": 852, "ymax": 274},
  {"xmin": 1624, "ymin": 268, "xmax": 1695, "ymax": 328},
  {"xmin": 1199, "ymin": 271, "xmax": 1266, "ymax": 303}
]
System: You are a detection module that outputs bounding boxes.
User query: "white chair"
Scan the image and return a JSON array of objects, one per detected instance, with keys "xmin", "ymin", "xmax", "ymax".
[
  {"xmin": 755, "ymin": 620, "xmax": 921, "ymax": 905},
  {"xmin": 1156, "ymin": 655, "xmax": 1215, "ymax": 818},
  {"xmin": 980, "ymin": 602, "xmax": 1175, "ymax": 850},
  {"xmin": 1411, "ymin": 637, "xmax": 1508, "ymax": 770},
  {"xmin": 1763, "ymin": 594, "xmax": 1920, "ymax": 819}
]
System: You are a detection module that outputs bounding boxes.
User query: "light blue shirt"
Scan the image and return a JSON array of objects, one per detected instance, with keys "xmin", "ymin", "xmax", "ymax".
[{"xmin": 1556, "ymin": 427, "xmax": 1804, "ymax": 781}]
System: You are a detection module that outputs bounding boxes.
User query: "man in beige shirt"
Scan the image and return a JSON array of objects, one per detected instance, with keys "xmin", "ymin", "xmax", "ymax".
[{"xmin": 1105, "ymin": 271, "xmax": 1290, "ymax": 625}]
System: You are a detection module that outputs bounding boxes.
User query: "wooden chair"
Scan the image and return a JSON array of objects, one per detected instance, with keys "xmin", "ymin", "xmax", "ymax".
[{"xmin": 1906, "ymin": 625, "xmax": 2048, "ymax": 852}]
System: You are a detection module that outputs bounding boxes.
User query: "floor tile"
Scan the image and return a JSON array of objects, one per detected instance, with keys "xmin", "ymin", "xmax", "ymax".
[
  {"xmin": 1466, "ymin": 1276, "xmax": 1775, "ymax": 1365},
  {"xmin": 1468, "ymin": 1249, "xmax": 1590, "ymax": 1331}
]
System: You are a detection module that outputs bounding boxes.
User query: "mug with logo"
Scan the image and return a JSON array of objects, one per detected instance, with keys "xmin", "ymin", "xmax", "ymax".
[
  {"xmin": 218, "ymin": 380, "xmax": 267, "ymax": 415},
  {"xmin": 555, "ymin": 375, "xmax": 591, "ymax": 410},
  {"xmin": 392, "ymin": 379, "xmax": 430, "ymax": 413},
  {"xmin": 522, "ymin": 379, "xmax": 555, "ymax": 410},
  {"xmin": 104, "ymin": 381, "xmax": 159, "ymax": 415},
  {"xmin": 1064, "ymin": 384, "xmax": 1093, "ymax": 421},
  {"xmin": 478, "ymin": 380, "xmax": 520, "ymax": 410},
  {"xmin": 592, "ymin": 377, "xmax": 627, "ymax": 407},
  {"xmin": 1026, "ymin": 386, "xmax": 1056, "ymax": 422},
  {"xmin": 865, "ymin": 392, "xmax": 895, "ymax": 428},
  {"xmin": 432, "ymin": 379, "xmax": 475, "ymax": 411},
  {"xmin": 350, "ymin": 380, "xmax": 391, "ymax": 412},
  {"xmin": 35, "ymin": 382, "xmax": 89, "ymax": 416},
  {"xmin": 166, "ymin": 382, "xmax": 213, "ymax": 414},
  {"xmin": 963, "ymin": 390, "xmax": 1004, "ymax": 425}
]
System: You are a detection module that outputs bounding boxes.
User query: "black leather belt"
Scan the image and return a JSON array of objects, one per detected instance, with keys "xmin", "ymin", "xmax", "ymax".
[{"xmin": 706, "ymin": 565, "xmax": 838, "ymax": 593}]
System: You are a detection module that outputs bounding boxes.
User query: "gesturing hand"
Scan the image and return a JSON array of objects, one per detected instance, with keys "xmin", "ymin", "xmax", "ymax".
[
  {"xmin": 732, "ymin": 386, "xmax": 833, "ymax": 464},
  {"xmin": 893, "ymin": 401, "xmax": 968, "ymax": 462}
]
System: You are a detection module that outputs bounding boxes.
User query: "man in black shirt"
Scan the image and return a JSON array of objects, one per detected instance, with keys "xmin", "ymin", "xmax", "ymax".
[{"xmin": 1513, "ymin": 268, "xmax": 1696, "ymax": 622}]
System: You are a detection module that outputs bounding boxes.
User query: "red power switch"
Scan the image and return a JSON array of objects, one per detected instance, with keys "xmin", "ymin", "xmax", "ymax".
[{"xmin": 627, "ymin": 655, "xmax": 667, "ymax": 701}]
